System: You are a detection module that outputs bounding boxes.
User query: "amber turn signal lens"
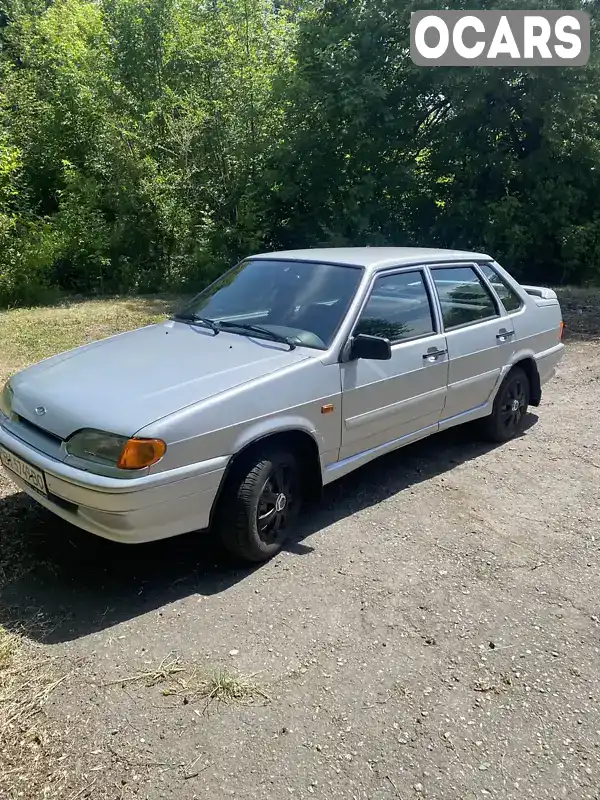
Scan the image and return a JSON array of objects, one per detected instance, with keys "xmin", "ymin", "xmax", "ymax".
[
  {"xmin": 117, "ymin": 438, "xmax": 166, "ymax": 469},
  {"xmin": 558, "ymin": 321, "xmax": 564, "ymax": 340}
]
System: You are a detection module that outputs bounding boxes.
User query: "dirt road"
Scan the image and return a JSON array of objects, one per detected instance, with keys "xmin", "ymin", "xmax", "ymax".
[{"xmin": 1, "ymin": 335, "xmax": 600, "ymax": 799}]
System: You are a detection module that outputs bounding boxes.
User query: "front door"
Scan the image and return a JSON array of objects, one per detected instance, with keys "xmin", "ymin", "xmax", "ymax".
[
  {"xmin": 428, "ymin": 264, "xmax": 516, "ymax": 422},
  {"xmin": 340, "ymin": 268, "xmax": 449, "ymax": 462}
]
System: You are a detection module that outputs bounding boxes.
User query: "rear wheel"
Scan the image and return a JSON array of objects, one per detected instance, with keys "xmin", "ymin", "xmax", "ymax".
[
  {"xmin": 480, "ymin": 366, "xmax": 530, "ymax": 443},
  {"xmin": 216, "ymin": 449, "xmax": 302, "ymax": 562}
]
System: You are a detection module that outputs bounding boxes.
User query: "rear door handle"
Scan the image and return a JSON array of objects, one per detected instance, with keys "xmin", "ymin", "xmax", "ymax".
[
  {"xmin": 496, "ymin": 329, "xmax": 515, "ymax": 342},
  {"xmin": 423, "ymin": 348, "xmax": 447, "ymax": 361}
]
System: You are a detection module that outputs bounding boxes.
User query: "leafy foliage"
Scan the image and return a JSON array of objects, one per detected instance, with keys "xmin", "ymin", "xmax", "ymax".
[
  {"xmin": 0, "ymin": 0, "xmax": 599, "ymax": 306},
  {"xmin": 265, "ymin": 0, "xmax": 600, "ymax": 285}
]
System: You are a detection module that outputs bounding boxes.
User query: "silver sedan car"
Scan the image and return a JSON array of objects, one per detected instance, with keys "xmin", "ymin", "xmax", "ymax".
[{"xmin": 0, "ymin": 248, "xmax": 565, "ymax": 562}]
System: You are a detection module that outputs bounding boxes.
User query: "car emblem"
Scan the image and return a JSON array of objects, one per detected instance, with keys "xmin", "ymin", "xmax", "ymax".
[{"xmin": 35, "ymin": 406, "xmax": 46, "ymax": 416}]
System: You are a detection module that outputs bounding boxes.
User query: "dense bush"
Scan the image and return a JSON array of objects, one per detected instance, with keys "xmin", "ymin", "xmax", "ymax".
[{"xmin": 0, "ymin": 0, "xmax": 599, "ymax": 306}]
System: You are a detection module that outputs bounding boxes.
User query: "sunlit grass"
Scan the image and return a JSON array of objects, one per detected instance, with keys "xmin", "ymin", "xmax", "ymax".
[
  {"xmin": 0, "ymin": 625, "xmax": 18, "ymax": 675},
  {"xmin": 0, "ymin": 295, "xmax": 187, "ymax": 381}
]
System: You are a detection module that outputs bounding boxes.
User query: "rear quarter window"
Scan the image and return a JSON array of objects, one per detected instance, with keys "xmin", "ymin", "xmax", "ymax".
[{"xmin": 480, "ymin": 264, "xmax": 524, "ymax": 313}]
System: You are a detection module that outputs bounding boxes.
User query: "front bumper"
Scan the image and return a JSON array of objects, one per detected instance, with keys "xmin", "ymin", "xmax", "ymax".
[{"xmin": 0, "ymin": 422, "xmax": 228, "ymax": 543}]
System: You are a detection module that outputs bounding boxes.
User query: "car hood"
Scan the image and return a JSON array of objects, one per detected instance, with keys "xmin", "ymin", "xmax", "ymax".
[{"xmin": 10, "ymin": 320, "xmax": 311, "ymax": 439}]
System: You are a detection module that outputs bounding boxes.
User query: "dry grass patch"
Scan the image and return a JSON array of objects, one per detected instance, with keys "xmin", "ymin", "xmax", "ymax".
[
  {"xmin": 102, "ymin": 651, "xmax": 185, "ymax": 689},
  {"xmin": 0, "ymin": 624, "xmax": 18, "ymax": 672},
  {"xmin": 162, "ymin": 664, "xmax": 271, "ymax": 711},
  {"xmin": 0, "ymin": 295, "xmax": 178, "ymax": 381},
  {"xmin": 194, "ymin": 668, "xmax": 271, "ymax": 708},
  {"xmin": 0, "ymin": 625, "xmax": 72, "ymax": 797},
  {"xmin": 104, "ymin": 654, "xmax": 270, "ymax": 711}
]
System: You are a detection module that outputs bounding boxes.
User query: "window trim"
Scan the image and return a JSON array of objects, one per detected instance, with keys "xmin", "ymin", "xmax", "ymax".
[
  {"xmin": 351, "ymin": 267, "xmax": 440, "ymax": 347},
  {"xmin": 428, "ymin": 262, "xmax": 501, "ymax": 333},
  {"xmin": 477, "ymin": 262, "xmax": 525, "ymax": 315}
]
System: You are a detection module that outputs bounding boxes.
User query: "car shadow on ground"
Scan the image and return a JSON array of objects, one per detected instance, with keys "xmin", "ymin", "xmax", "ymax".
[{"xmin": 0, "ymin": 416, "xmax": 538, "ymax": 644}]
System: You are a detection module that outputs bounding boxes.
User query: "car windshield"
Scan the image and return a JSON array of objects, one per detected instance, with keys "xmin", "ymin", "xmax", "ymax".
[{"xmin": 175, "ymin": 259, "xmax": 363, "ymax": 350}]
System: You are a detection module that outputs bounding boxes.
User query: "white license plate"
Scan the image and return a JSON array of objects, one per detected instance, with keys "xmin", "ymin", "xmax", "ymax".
[{"xmin": 0, "ymin": 447, "xmax": 48, "ymax": 497}]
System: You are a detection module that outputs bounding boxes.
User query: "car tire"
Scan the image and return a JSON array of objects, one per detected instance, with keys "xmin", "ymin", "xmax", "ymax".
[
  {"xmin": 217, "ymin": 449, "xmax": 302, "ymax": 563},
  {"xmin": 480, "ymin": 366, "xmax": 530, "ymax": 443}
]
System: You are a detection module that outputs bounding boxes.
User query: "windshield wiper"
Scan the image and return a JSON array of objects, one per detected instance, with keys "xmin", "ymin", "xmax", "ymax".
[
  {"xmin": 218, "ymin": 321, "xmax": 296, "ymax": 350},
  {"xmin": 171, "ymin": 313, "xmax": 220, "ymax": 334}
]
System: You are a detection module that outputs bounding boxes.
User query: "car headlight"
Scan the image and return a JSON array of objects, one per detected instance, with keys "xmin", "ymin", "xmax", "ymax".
[
  {"xmin": 66, "ymin": 429, "xmax": 166, "ymax": 470},
  {"xmin": 0, "ymin": 381, "xmax": 14, "ymax": 418}
]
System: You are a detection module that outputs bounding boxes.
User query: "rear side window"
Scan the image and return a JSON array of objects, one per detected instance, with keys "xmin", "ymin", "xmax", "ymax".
[
  {"xmin": 431, "ymin": 266, "xmax": 499, "ymax": 330},
  {"xmin": 480, "ymin": 264, "xmax": 524, "ymax": 313},
  {"xmin": 356, "ymin": 270, "xmax": 435, "ymax": 343}
]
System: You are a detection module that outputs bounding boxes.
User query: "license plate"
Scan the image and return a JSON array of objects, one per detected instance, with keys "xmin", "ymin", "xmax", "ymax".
[{"xmin": 0, "ymin": 447, "xmax": 48, "ymax": 497}]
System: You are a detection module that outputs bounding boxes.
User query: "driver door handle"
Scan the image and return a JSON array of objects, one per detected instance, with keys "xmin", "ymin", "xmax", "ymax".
[
  {"xmin": 423, "ymin": 348, "xmax": 447, "ymax": 361},
  {"xmin": 496, "ymin": 329, "xmax": 515, "ymax": 342}
]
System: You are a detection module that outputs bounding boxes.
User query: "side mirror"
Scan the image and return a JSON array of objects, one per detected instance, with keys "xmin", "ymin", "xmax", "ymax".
[{"xmin": 349, "ymin": 333, "xmax": 392, "ymax": 361}]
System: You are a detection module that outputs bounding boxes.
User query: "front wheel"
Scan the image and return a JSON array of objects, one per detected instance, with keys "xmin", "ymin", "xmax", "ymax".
[
  {"xmin": 216, "ymin": 449, "xmax": 302, "ymax": 562},
  {"xmin": 480, "ymin": 367, "xmax": 530, "ymax": 443}
]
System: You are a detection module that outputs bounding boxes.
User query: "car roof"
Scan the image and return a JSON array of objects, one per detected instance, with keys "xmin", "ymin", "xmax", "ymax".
[{"xmin": 249, "ymin": 247, "xmax": 491, "ymax": 272}]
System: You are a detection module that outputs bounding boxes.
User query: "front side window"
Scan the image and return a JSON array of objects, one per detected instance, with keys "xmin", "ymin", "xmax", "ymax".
[
  {"xmin": 431, "ymin": 266, "xmax": 499, "ymax": 330},
  {"xmin": 480, "ymin": 264, "xmax": 524, "ymax": 313},
  {"xmin": 355, "ymin": 271, "xmax": 435, "ymax": 343},
  {"xmin": 174, "ymin": 259, "xmax": 363, "ymax": 350}
]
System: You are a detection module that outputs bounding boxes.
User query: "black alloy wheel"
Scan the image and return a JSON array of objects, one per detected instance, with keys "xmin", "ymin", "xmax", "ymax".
[
  {"xmin": 481, "ymin": 366, "xmax": 530, "ymax": 443},
  {"xmin": 217, "ymin": 449, "xmax": 302, "ymax": 562},
  {"xmin": 256, "ymin": 461, "xmax": 299, "ymax": 545}
]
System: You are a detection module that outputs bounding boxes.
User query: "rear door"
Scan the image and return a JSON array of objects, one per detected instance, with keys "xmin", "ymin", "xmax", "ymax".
[
  {"xmin": 339, "ymin": 268, "xmax": 449, "ymax": 461},
  {"xmin": 428, "ymin": 263, "xmax": 516, "ymax": 423}
]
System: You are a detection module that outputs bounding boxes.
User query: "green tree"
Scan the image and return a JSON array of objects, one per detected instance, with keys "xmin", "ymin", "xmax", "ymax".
[
  {"xmin": 264, "ymin": 0, "xmax": 600, "ymax": 285},
  {"xmin": 0, "ymin": 0, "xmax": 296, "ymax": 301},
  {"xmin": 1, "ymin": 0, "xmax": 600, "ymax": 307}
]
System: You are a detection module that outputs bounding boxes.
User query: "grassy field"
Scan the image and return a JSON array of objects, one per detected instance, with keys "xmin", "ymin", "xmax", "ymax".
[{"xmin": 0, "ymin": 295, "xmax": 183, "ymax": 382}]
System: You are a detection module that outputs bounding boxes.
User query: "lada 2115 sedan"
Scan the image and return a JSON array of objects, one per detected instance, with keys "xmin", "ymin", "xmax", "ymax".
[{"xmin": 0, "ymin": 248, "xmax": 565, "ymax": 562}]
